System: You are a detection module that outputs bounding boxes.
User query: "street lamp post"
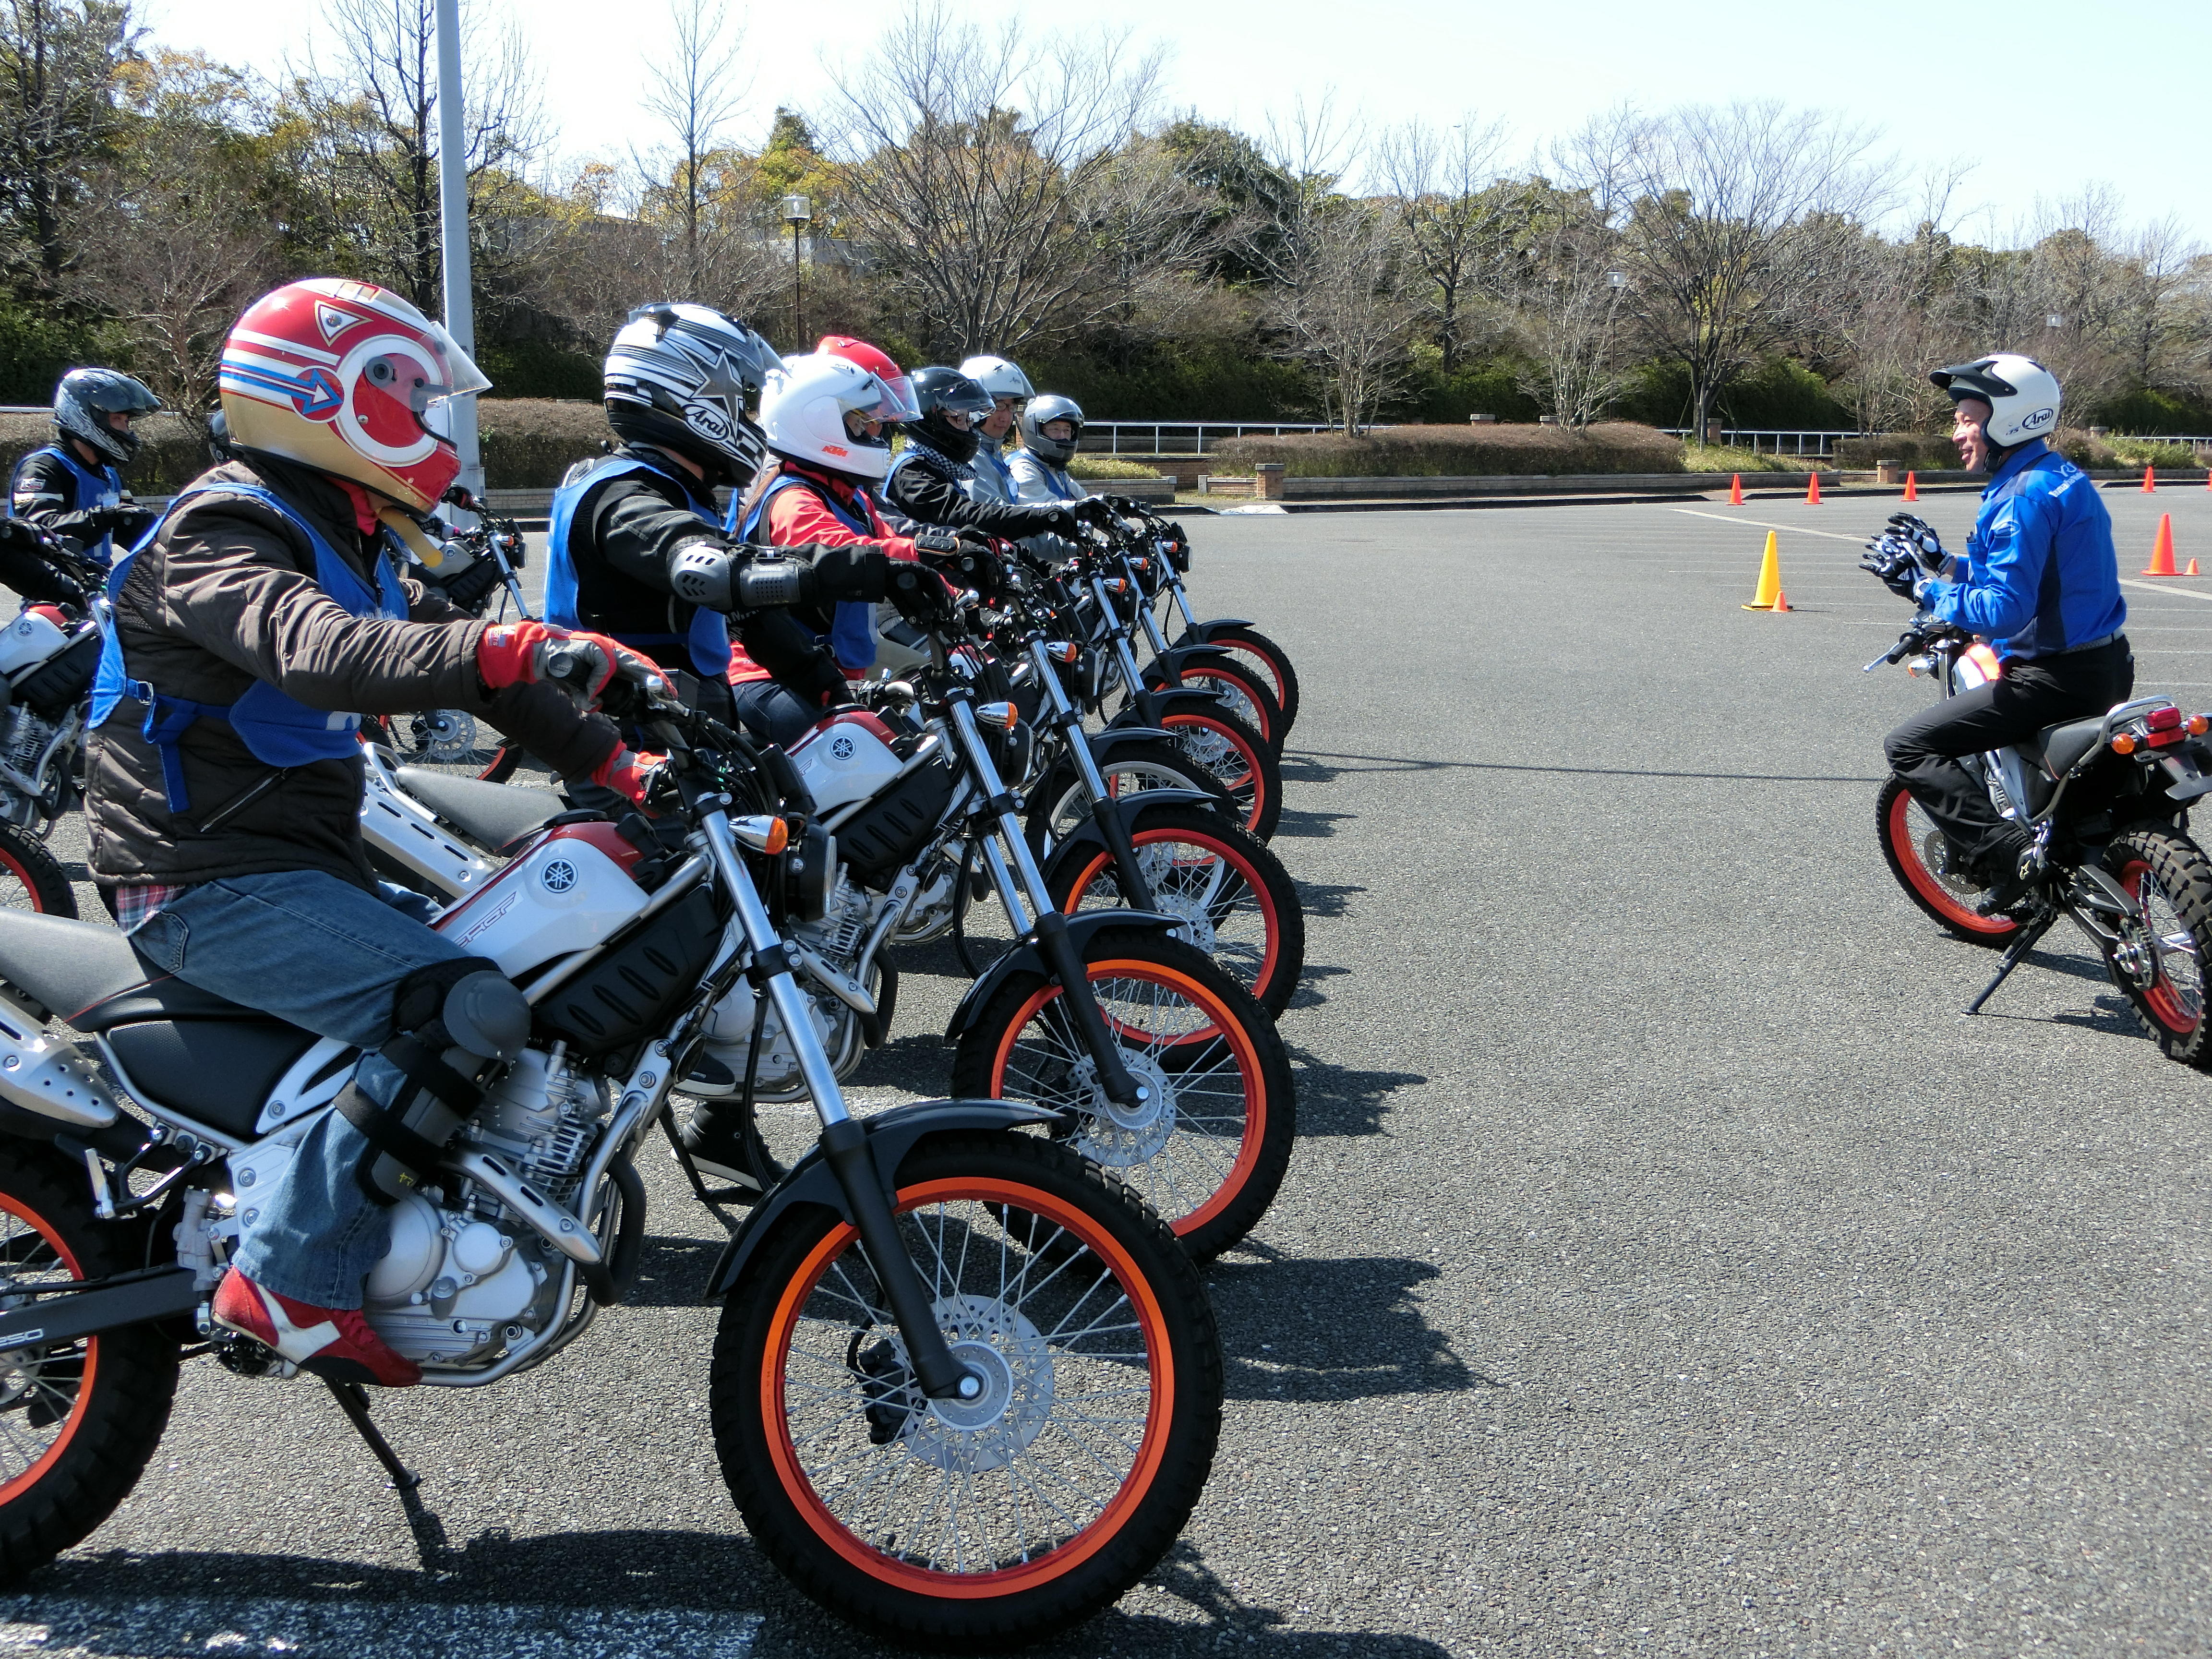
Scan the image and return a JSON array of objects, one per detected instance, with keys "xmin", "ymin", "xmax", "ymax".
[
  {"xmin": 433, "ymin": 0, "xmax": 481, "ymax": 520},
  {"xmin": 781, "ymin": 194, "xmax": 812, "ymax": 350}
]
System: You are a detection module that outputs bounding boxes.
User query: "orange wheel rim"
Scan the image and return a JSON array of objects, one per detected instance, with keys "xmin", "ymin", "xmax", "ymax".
[
  {"xmin": 2117, "ymin": 858, "xmax": 2201, "ymax": 1033},
  {"xmin": 1062, "ymin": 832, "xmax": 1281, "ymax": 994},
  {"xmin": 760, "ymin": 1176, "xmax": 1174, "ymax": 1596},
  {"xmin": 988, "ymin": 958, "xmax": 1266, "ymax": 1235},
  {"xmin": 1887, "ymin": 789, "xmax": 2016, "ymax": 937},
  {"xmin": 0, "ymin": 1194, "xmax": 97, "ymax": 1507}
]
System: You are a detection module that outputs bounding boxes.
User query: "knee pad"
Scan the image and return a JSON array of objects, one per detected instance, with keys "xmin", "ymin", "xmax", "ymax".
[{"xmin": 392, "ymin": 958, "xmax": 529, "ymax": 1061}]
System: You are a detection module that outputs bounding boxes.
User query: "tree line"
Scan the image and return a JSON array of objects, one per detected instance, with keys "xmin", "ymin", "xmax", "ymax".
[{"xmin": 6, "ymin": 0, "xmax": 2209, "ymax": 436}]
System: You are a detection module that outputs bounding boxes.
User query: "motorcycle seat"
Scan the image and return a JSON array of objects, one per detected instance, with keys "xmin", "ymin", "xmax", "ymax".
[
  {"xmin": 397, "ymin": 765, "xmax": 565, "ymax": 852},
  {"xmin": 2022, "ymin": 717, "xmax": 2106, "ymax": 780},
  {"xmin": 0, "ymin": 908, "xmax": 260, "ymax": 1032}
]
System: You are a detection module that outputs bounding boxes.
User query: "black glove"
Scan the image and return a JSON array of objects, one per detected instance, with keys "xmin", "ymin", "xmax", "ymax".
[
  {"xmin": 885, "ymin": 562, "xmax": 953, "ymax": 626},
  {"xmin": 1073, "ymin": 497, "xmax": 1117, "ymax": 528},
  {"xmin": 434, "ymin": 557, "xmax": 504, "ymax": 613},
  {"xmin": 1860, "ymin": 537, "xmax": 1923, "ymax": 601},
  {"xmin": 93, "ymin": 504, "xmax": 155, "ymax": 543},
  {"xmin": 1035, "ymin": 506, "xmax": 1083, "ymax": 539},
  {"xmin": 912, "ymin": 528, "xmax": 1002, "ymax": 598},
  {"xmin": 0, "ymin": 518, "xmax": 51, "ymax": 556},
  {"xmin": 1884, "ymin": 513, "xmax": 1946, "ymax": 572}
]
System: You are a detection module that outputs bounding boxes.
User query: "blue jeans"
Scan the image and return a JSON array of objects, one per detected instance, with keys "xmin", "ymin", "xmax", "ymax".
[{"xmin": 130, "ymin": 871, "xmax": 474, "ymax": 1307}]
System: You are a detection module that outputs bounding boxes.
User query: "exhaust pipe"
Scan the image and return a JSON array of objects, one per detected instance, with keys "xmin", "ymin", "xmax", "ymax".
[{"xmin": 0, "ymin": 990, "xmax": 120, "ymax": 1131}]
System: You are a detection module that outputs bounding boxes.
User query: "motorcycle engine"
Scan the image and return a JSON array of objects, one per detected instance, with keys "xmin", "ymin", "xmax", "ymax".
[
  {"xmin": 694, "ymin": 877, "xmax": 879, "ymax": 1097},
  {"xmin": 0, "ymin": 706, "xmax": 65, "ymax": 828}
]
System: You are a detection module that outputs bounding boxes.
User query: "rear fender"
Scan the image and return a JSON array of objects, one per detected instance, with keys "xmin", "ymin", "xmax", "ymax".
[
  {"xmin": 944, "ymin": 908, "xmax": 1181, "ymax": 1040},
  {"xmin": 705, "ymin": 1098, "xmax": 1062, "ymax": 1298}
]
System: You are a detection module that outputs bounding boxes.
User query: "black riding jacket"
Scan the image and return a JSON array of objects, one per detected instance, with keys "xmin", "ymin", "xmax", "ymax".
[{"xmin": 881, "ymin": 440, "xmax": 1075, "ymax": 537}]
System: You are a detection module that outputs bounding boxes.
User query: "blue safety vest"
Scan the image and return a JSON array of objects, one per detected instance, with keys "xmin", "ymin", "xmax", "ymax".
[
  {"xmin": 733, "ymin": 471, "xmax": 880, "ymax": 671},
  {"xmin": 89, "ymin": 483, "xmax": 410, "ymax": 814},
  {"xmin": 969, "ymin": 439, "xmax": 1017, "ymax": 505},
  {"xmin": 547, "ymin": 455, "xmax": 731, "ymax": 678},
  {"xmin": 10, "ymin": 445, "xmax": 122, "ymax": 567}
]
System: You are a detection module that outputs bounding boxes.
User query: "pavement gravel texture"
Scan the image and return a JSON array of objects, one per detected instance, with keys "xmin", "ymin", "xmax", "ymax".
[{"xmin": 9, "ymin": 486, "xmax": 2212, "ymax": 1656}]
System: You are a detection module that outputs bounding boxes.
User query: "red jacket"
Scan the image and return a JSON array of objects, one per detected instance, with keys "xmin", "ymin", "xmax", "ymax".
[{"xmin": 729, "ymin": 462, "xmax": 916, "ymax": 683}]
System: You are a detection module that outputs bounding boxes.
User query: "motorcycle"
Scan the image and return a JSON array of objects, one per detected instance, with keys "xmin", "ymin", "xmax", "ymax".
[
  {"xmin": 1869, "ymin": 612, "xmax": 2212, "ymax": 1064},
  {"xmin": 0, "ymin": 659, "xmax": 1223, "ymax": 1647},
  {"xmin": 0, "ymin": 525, "xmax": 109, "ymax": 915}
]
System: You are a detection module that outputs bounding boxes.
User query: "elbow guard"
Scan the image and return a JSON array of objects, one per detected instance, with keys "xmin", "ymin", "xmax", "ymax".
[{"xmin": 670, "ymin": 540, "xmax": 738, "ymax": 610}]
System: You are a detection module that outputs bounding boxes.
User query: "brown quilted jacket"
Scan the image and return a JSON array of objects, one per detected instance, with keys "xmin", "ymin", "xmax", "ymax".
[{"xmin": 85, "ymin": 457, "xmax": 619, "ymax": 889}]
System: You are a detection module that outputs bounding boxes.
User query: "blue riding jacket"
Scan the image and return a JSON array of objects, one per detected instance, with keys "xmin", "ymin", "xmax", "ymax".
[{"xmin": 1924, "ymin": 439, "xmax": 2126, "ymax": 662}]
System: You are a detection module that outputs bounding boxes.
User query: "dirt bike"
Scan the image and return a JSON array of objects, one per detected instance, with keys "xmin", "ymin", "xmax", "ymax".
[
  {"xmin": 1870, "ymin": 613, "xmax": 2212, "ymax": 1065},
  {"xmin": 0, "ymin": 525, "xmax": 110, "ymax": 915},
  {"xmin": 0, "ymin": 661, "xmax": 1223, "ymax": 1647}
]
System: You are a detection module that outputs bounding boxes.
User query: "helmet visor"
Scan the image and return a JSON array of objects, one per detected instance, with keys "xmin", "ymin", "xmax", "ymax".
[{"xmin": 837, "ymin": 372, "xmax": 911, "ymax": 426}]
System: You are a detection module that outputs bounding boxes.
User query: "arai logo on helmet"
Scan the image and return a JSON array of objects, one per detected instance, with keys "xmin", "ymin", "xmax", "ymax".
[
  {"xmin": 540, "ymin": 858, "xmax": 579, "ymax": 894},
  {"xmin": 683, "ymin": 399, "xmax": 733, "ymax": 444},
  {"xmin": 2020, "ymin": 406, "xmax": 2056, "ymax": 433}
]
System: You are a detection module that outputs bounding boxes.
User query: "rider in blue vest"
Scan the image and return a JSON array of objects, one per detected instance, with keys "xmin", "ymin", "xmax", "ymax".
[
  {"xmin": 545, "ymin": 305, "xmax": 910, "ymax": 751},
  {"xmin": 958, "ymin": 354, "xmax": 1034, "ymax": 505},
  {"xmin": 1868, "ymin": 354, "xmax": 2132, "ymax": 916},
  {"xmin": 1007, "ymin": 395, "xmax": 1090, "ymax": 504},
  {"xmin": 7, "ymin": 368, "xmax": 162, "ymax": 585}
]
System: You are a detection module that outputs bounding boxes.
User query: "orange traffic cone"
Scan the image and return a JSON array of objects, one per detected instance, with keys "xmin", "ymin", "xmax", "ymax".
[
  {"xmin": 2142, "ymin": 465, "xmax": 2157, "ymax": 493},
  {"xmin": 1805, "ymin": 472, "xmax": 1822, "ymax": 505},
  {"xmin": 2144, "ymin": 513, "xmax": 2177, "ymax": 576},
  {"xmin": 2188, "ymin": 558, "xmax": 2201, "ymax": 576},
  {"xmin": 1902, "ymin": 471, "xmax": 1919, "ymax": 503},
  {"xmin": 1772, "ymin": 588, "xmax": 1791, "ymax": 613},
  {"xmin": 1743, "ymin": 531, "xmax": 1783, "ymax": 611},
  {"xmin": 1729, "ymin": 473, "xmax": 1744, "ymax": 505}
]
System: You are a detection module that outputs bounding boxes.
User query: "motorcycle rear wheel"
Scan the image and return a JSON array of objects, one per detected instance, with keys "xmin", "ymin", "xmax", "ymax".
[
  {"xmin": 1875, "ymin": 776, "xmax": 2018, "ymax": 947},
  {"xmin": 711, "ymin": 1130, "xmax": 1221, "ymax": 1650},
  {"xmin": 0, "ymin": 1149, "xmax": 179, "ymax": 1582},
  {"xmin": 950, "ymin": 925, "xmax": 1297, "ymax": 1261},
  {"xmin": 0, "ymin": 821, "xmax": 75, "ymax": 917},
  {"xmin": 2104, "ymin": 827, "xmax": 2212, "ymax": 1068}
]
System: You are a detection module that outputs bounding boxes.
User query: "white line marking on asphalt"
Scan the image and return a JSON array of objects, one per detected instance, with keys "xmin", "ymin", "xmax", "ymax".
[
  {"xmin": 1670, "ymin": 508, "xmax": 1866, "ymax": 543},
  {"xmin": 0, "ymin": 1597, "xmax": 762, "ymax": 1659},
  {"xmin": 2123, "ymin": 578, "xmax": 2212, "ymax": 603}
]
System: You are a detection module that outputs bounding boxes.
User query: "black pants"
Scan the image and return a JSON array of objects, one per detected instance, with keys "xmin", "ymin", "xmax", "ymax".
[{"xmin": 1884, "ymin": 637, "xmax": 2134, "ymax": 878}]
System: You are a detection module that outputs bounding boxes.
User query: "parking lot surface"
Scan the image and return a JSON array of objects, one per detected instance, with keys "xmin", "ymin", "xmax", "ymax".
[{"xmin": 9, "ymin": 486, "xmax": 2212, "ymax": 1657}]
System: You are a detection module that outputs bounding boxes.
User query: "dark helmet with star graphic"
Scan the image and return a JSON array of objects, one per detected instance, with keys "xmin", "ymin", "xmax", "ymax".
[{"xmin": 603, "ymin": 303, "xmax": 784, "ymax": 489}]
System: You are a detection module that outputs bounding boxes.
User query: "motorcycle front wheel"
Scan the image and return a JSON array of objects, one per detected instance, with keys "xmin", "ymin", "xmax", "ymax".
[
  {"xmin": 950, "ymin": 925, "xmax": 1297, "ymax": 1261},
  {"xmin": 712, "ymin": 1130, "xmax": 1221, "ymax": 1650},
  {"xmin": 1025, "ymin": 739, "xmax": 1234, "ymax": 858},
  {"xmin": 2104, "ymin": 826, "xmax": 2212, "ymax": 1068},
  {"xmin": 1875, "ymin": 776, "xmax": 2019, "ymax": 947},
  {"xmin": 1151, "ymin": 708, "xmax": 1282, "ymax": 843},
  {"xmin": 0, "ymin": 821, "xmax": 75, "ymax": 916},
  {"xmin": 1197, "ymin": 625, "xmax": 1300, "ymax": 740},
  {"xmin": 0, "ymin": 1148, "xmax": 180, "ymax": 1582}
]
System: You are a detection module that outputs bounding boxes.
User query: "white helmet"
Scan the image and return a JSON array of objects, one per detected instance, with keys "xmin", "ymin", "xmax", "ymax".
[
  {"xmin": 758, "ymin": 352, "xmax": 905, "ymax": 481},
  {"xmin": 959, "ymin": 354, "xmax": 1034, "ymax": 404},
  {"xmin": 1930, "ymin": 354, "xmax": 2062, "ymax": 449}
]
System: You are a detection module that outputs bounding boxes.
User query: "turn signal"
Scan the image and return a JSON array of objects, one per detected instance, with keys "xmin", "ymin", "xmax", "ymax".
[
  {"xmin": 2112, "ymin": 732, "xmax": 2139, "ymax": 755},
  {"xmin": 1048, "ymin": 642, "xmax": 1080, "ymax": 664},
  {"xmin": 2188, "ymin": 714, "xmax": 2210, "ymax": 736},
  {"xmin": 1102, "ymin": 577, "xmax": 1129, "ymax": 595},
  {"xmin": 975, "ymin": 701, "xmax": 1018, "ymax": 732},
  {"xmin": 732, "ymin": 815, "xmax": 790, "ymax": 855}
]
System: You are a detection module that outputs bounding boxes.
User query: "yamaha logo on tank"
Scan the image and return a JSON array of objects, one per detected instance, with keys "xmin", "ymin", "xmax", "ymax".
[
  {"xmin": 830, "ymin": 735, "xmax": 856, "ymax": 759},
  {"xmin": 540, "ymin": 858, "xmax": 579, "ymax": 893}
]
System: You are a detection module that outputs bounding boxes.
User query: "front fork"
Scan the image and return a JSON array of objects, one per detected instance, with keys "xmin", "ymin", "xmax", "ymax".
[
  {"xmin": 697, "ymin": 809, "xmax": 979, "ymax": 1405},
  {"xmin": 1024, "ymin": 635, "xmax": 1157, "ymax": 908}
]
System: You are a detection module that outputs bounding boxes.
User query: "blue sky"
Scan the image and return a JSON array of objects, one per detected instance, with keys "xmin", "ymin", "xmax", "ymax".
[{"xmin": 147, "ymin": 0, "xmax": 2212, "ymax": 244}]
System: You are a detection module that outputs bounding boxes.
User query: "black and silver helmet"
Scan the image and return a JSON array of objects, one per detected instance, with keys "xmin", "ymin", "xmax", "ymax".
[
  {"xmin": 1017, "ymin": 394, "xmax": 1085, "ymax": 466},
  {"xmin": 604, "ymin": 303, "xmax": 783, "ymax": 488},
  {"xmin": 54, "ymin": 367, "xmax": 161, "ymax": 468},
  {"xmin": 908, "ymin": 366, "xmax": 995, "ymax": 464}
]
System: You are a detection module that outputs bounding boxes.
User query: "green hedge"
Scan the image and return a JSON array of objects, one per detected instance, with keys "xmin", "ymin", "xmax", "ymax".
[
  {"xmin": 475, "ymin": 399, "xmax": 613, "ymax": 488},
  {"xmin": 2, "ymin": 411, "xmax": 215, "ymax": 494},
  {"xmin": 1834, "ymin": 429, "xmax": 2117, "ymax": 470},
  {"xmin": 1210, "ymin": 421, "xmax": 1685, "ymax": 478}
]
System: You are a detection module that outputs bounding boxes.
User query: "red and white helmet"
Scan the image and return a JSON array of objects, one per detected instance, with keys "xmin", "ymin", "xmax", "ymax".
[
  {"xmin": 759, "ymin": 353, "xmax": 905, "ymax": 480},
  {"xmin": 816, "ymin": 335, "xmax": 920, "ymax": 422},
  {"xmin": 217, "ymin": 278, "xmax": 490, "ymax": 512}
]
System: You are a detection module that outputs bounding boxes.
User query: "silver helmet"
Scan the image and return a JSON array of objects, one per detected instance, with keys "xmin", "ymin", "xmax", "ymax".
[
  {"xmin": 1017, "ymin": 394, "xmax": 1085, "ymax": 466},
  {"xmin": 54, "ymin": 367, "xmax": 161, "ymax": 468}
]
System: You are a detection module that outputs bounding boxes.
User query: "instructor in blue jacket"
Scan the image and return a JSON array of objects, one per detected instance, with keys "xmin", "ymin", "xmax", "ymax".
[{"xmin": 1878, "ymin": 353, "xmax": 2130, "ymax": 916}]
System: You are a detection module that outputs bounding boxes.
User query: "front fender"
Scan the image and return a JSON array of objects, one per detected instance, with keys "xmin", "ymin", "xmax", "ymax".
[
  {"xmin": 1084, "ymin": 725, "xmax": 1175, "ymax": 759},
  {"xmin": 1115, "ymin": 687, "xmax": 1233, "ymax": 727},
  {"xmin": 705, "ymin": 1098, "xmax": 1062, "ymax": 1299},
  {"xmin": 1039, "ymin": 790, "xmax": 1222, "ymax": 890},
  {"xmin": 1139, "ymin": 644, "xmax": 1239, "ymax": 690},
  {"xmin": 1179, "ymin": 619, "xmax": 1253, "ymax": 642},
  {"xmin": 943, "ymin": 908, "xmax": 1182, "ymax": 1040}
]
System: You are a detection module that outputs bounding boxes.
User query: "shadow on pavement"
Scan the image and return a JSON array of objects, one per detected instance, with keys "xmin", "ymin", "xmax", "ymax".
[
  {"xmin": 1292, "ymin": 745, "xmax": 1881, "ymax": 786},
  {"xmin": 1286, "ymin": 962, "xmax": 1350, "ymax": 1011},
  {"xmin": 1208, "ymin": 1248, "xmax": 1494, "ymax": 1401},
  {"xmin": 1292, "ymin": 880, "xmax": 1366, "ymax": 920},
  {"xmin": 1286, "ymin": 1044, "xmax": 1425, "ymax": 1136}
]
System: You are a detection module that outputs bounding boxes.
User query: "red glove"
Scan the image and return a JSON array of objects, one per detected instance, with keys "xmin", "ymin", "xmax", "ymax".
[
  {"xmin": 591, "ymin": 744, "xmax": 665, "ymax": 805},
  {"xmin": 477, "ymin": 620, "xmax": 569, "ymax": 690}
]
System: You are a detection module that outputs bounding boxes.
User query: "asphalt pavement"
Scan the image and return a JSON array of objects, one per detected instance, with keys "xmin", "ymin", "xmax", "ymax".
[{"xmin": 10, "ymin": 484, "xmax": 2212, "ymax": 1657}]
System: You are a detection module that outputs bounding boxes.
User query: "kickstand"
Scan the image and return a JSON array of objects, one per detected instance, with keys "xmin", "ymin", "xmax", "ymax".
[
  {"xmin": 324, "ymin": 1378, "xmax": 421, "ymax": 1491},
  {"xmin": 1964, "ymin": 912, "xmax": 2056, "ymax": 1016}
]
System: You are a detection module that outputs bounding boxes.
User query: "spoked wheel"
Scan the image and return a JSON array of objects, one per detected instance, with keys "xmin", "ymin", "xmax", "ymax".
[
  {"xmin": 2103, "ymin": 827, "xmax": 2212, "ymax": 1068},
  {"xmin": 1197, "ymin": 625, "xmax": 1300, "ymax": 740},
  {"xmin": 1043, "ymin": 802, "xmax": 1305, "ymax": 1016},
  {"xmin": 1152, "ymin": 709, "xmax": 1281, "ymax": 843},
  {"xmin": 0, "ymin": 821, "xmax": 75, "ymax": 917},
  {"xmin": 950, "ymin": 925, "xmax": 1296, "ymax": 1261},
  {"xmin": 374, "ymin": 711, "xmax": 512, "ymax": 778},
  {"xmin": 1875, "ymin": 776, "xmax": 2018, "ymax": 946},
  {"xmin": 475, "ymin": 745, "xmax": 525, "ymax": 783},
  {"xmin": 0, "ymin": 1151, "xmax": 179, "ymax": 1581},
  {"xmin": 712, "ymin": 1130, "xmax": 1222, "ymax": 1649},
  {"xmin": 1025, "ymin": 740, "xmax": 1234, "ymax": 858},
  {"xmin": 1154, "ymin": 660, "xmax": 1283, "ymax": 754}
]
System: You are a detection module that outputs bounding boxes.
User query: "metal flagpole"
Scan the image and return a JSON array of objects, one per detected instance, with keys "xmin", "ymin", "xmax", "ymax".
[{"xmin": 434, "ymin": 0, "xmax": 483, "ymax": 522}]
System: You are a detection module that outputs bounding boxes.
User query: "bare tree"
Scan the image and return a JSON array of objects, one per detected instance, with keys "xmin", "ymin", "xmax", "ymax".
[
  {"xmin": 0, "ymin": 0, "xmax": 135, "ymax": 289},
  {"xmin": 1282, "ymin": 201, "xmax": 1415, "ymax": 433},
  {"xmin": 1514, "ymin": 214, "xmax": 1633, "ymax": 427},
  {"xmin": 634, "ymin": 0, "xmax": 748, "ymax": 296},
  {"xmin": 66, "ymin": 49, "xmax": 277, "ymax": 412},
  {"xmin": 1833, "ymin": 161, "xmax": 1974, "ymax": 433},
  {"xmin": 1075, "ymin": 131, "xmax": 1229, "ymax": 372},
  {"xmin": 1579, "ymin": 101, "xmax": 1897, "ymax": 433},
  {"xmin": 1374, "ymin": 112, "xmax": 1510, "ymax": 371},
  {"xmin": 818, "ymin": 1, "xmax": 1166, "ymax": 357}
]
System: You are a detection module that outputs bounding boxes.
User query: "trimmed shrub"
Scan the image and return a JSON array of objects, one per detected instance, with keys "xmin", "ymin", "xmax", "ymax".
[
  {"xmin": 1210, "ymin": 421, "xmax": 1685, "ymax": 478},
  {"xmin": 2, "ymin": 410, "xmax": 215, "ymax": 495},
  {"xmin": 2106, "ymin": 436, "xmax": 2205, "ymax": 469},
  {"xmin": 476, "ymin": 399, "xmax": 614, "ymax": 487},
  {"xmin": 1836, "ymin": 428, "xmax": 2117, "ymax": 471},
  {"xmin": 1066, "ymin": 454, "xmax": 1164, "ymax": 480}
]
